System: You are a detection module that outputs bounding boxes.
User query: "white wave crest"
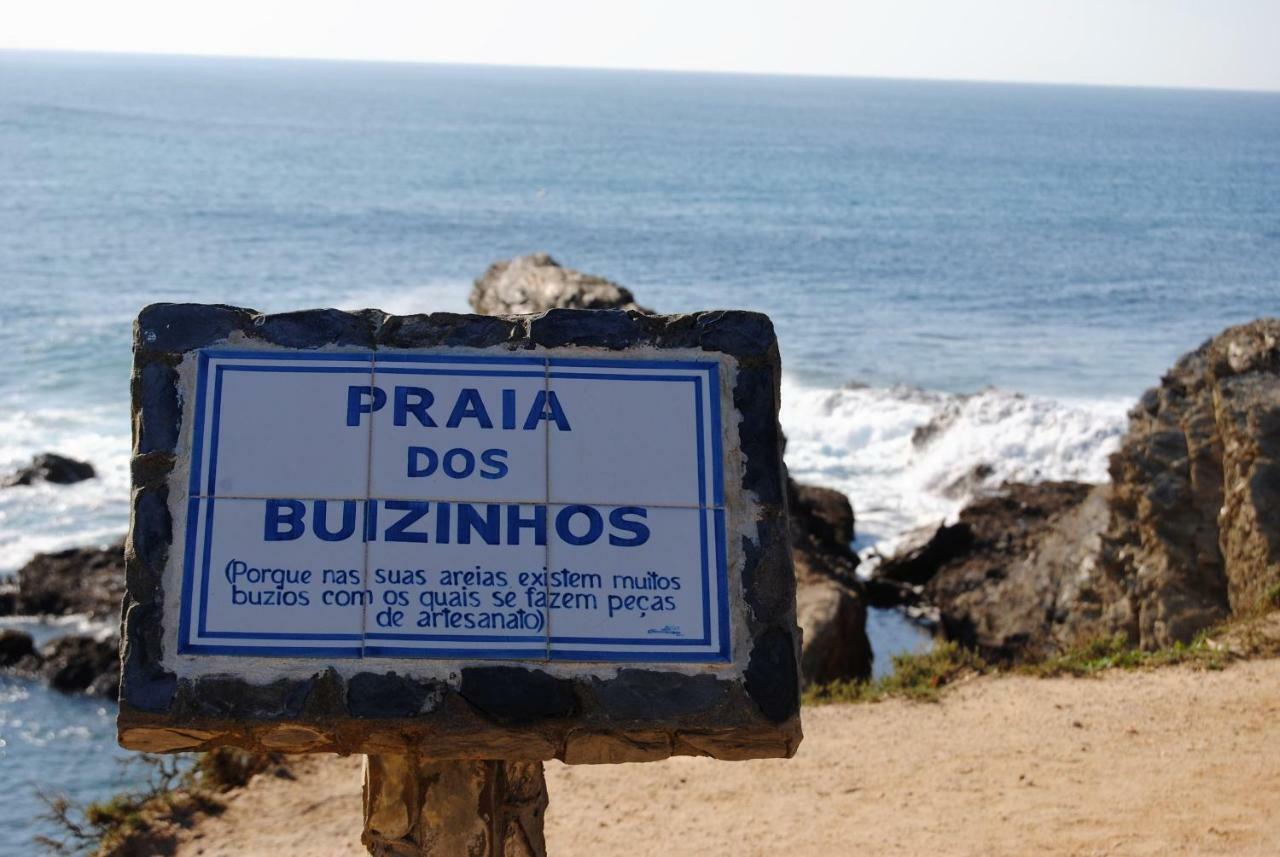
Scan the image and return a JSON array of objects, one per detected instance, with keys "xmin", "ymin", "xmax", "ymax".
[{"xmin": 780, "ymin": 377, "xmax": 1127, "ymax": 557}]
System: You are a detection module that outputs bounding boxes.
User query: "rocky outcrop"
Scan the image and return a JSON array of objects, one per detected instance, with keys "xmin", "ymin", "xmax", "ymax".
[
  {"xmin": 868, "ymin": 482, "xmax": 1105, "ymax": 662},
  {"xmin": 0, "ymin": 629, "xmax": 119, "ymax": 695},
  {"xmin": 38, "ymin": 634, "xmax": 119, "ymax": 695},
  {"xmin": 0, "ymin": 629, "xmax": 39, "ymax": 669},
  {"xmin": 469, "ymin": 253, "xmax": 651, "ymax": 315},
  {"xmin": 1096, "ymin": 319, "xmax": 1280, "ymax": 647},
  {"xmin": 0, "ymin": 542, "xmax": 123, "ymax": 695},
  {"xmin": 3, "ymin": 452, "xmax": 96, "ymax": 487},
  {"xmin": 873, "ymin": 319, "xmax": 1280, "ymax": 660},
  {"xmin": 4, "ymin": 540, "xmax": 125, "ymax": 619},
  {"xmin": 874, "ymin": 522, "xmax": 973, "ymax": 588},
  {"xmin": 788, "ymin": 481, "xmax": 872, "ymax": 683}
]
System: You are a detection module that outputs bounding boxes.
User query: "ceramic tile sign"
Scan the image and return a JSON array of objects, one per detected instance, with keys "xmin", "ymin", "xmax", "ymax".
[
  {"xmin": 120, "ymin": 305, "xmax": 801, "ymax": 762},
  {"xmin": 179, "ymin": 349, "xmax": 728, "ymax": 662}
]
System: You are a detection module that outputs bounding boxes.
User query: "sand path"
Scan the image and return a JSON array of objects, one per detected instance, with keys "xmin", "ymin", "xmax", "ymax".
[{"xmin": 174, "ymin": 658, "xmax": 1280, "ymax": 857}]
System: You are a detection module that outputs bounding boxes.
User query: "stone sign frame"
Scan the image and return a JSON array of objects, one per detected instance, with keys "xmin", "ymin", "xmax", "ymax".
[{"xmin": 119, "ymin": 303, "xmax": 801, "ymax": 763}]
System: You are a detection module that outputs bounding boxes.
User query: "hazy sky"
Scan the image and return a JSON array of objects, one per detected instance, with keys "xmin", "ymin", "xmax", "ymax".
[{"xmin": 4, "ymin": 0, "xmax": 1279, "ymax": 92}]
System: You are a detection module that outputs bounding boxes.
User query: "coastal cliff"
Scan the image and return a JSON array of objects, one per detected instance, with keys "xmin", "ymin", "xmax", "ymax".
[{"xmin": 874, "ymin": 319, "xmax": 1280, "ymax": 662}]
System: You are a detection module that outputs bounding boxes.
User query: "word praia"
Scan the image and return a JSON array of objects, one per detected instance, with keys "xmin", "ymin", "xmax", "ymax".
[
  {"xmin": 264, "ymin": 499, "xmax": 651, "ymax": 547},
  {"xmin": 346, "ymin": 385, "xmax": 572, "ymax": 431}
]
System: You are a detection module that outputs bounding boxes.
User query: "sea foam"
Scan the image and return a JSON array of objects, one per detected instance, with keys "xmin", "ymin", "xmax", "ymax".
[{"xmin": 780, "ymin": 376, "xmax": 1128, "ymax": 561}]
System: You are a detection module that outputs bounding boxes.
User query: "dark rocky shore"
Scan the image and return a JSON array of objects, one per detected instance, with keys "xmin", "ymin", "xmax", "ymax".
[{"xmin": 0, "ymin": 541, "xmax": 124, "ymax": 694}]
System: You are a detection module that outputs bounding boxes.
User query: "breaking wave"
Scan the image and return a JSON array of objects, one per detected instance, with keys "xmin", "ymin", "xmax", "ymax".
[{"xmin": 779, "ymin": 377, "xmax": 1128, "ymax": 561}]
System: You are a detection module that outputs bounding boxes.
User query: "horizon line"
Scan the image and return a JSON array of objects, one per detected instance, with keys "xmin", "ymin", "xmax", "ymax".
[{"xmin": 3, "ymin": 46, "xmax": 1279, "ymax": 97}]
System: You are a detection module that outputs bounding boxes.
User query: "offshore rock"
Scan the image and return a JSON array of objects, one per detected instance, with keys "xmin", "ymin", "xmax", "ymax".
[
  {"xmin": 0, "ymin": 629, "xmax": 40, "ymax": 669},
  {"xmin": 40, "ymin": 634, "xmax": 120, "ymax": 695},
  {"xmin": 469, "ymin": 253, "xmax": 651, "ymax": 315},
  {"xmin": 3, "ymin": 452, "xmax": 96, "ymax": 487},
  {"xmin": 9, "ymin": 540, "xmax": 125, "ymax": 620}
]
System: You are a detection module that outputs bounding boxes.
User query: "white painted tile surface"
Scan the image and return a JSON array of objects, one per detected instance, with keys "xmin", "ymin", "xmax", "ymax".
[
  {"xmin": 546, "ymin": 505, "xmax": 709, "ymax": 646},
  {"xmin": 547, "ymin": 372, "xmax": 703, "ymax": 506},
  {"xmin": 362, "ymin": 501, "xmax": 548, "ymax": 657},
  {"xmin": 204, "ymin": 357, "xmax": 373, "ymax": 498},
  {"xmin": 183, "ymin": 352, "xmax": 730, "ymax": 660}
]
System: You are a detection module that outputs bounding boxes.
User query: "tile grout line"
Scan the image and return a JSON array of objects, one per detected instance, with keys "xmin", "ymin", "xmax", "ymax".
[
  {"xmin": 361, "ymin": 352, "xmax": 377, "ymax": 660},
  {"xmin": 543, "ymin": 356, "xmax": 552, "ymax": 664},
  {"xmin": 189, "ymin": 493, "xmax": 719, "ymax": 510}
]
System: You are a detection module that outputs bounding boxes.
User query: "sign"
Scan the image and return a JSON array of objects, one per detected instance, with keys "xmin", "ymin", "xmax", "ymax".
[
  {"xmin": 179, "ymin": 350, "xmax": 729, "ymax": 662},
  {"xmin": 119, "ymin": 304, "xmax": 801, "ymax": 764}
]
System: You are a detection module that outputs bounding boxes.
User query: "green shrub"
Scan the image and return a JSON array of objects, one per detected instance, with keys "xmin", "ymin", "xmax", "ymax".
[{"xmin": 805, "ymin": 641, "xmax": 988, "ymax": 705}]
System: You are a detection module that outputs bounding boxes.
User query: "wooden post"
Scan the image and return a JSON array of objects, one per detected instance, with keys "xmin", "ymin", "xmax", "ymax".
[{"xmin": 362, "ymin": 755, "xmax": 549, "ymax": 857}]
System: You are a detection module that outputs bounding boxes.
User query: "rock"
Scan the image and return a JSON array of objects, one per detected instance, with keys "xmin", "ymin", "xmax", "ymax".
[
  {"xmin": 0, "ymin": 629, "xmax": 40, "ymax": 669},
  {"xmin": 871, "ymin": 319, "xmax": 1280, "ymax": 661},
  {"xmin": 874, "ymin": 521, "xmax": 974, "ymax": 587},
  {"xmin": 40, "ymin": 634, "xmax": 119, "ymax": 695},
  {"xmin": 469, "ymin": 253, "xmax": 651, "ymax": 316},
  {"xmin": 927, "ymin": 482, "xmax": 1108, "ymax": 662},
  {"xmin": 0, "ymin": 585, "xmax": 16, "ymax": 615},
  {"xmin": 938, "ymin": 462, "xmax": 996, "ymax": 500},
  {"xmin": 788, "ymin": 481, "xmax": 871, "ymax": 683},
  {"xmin": 3, "ymin": 452, "xmax": 96, "ymax": 487},
  {"xmin": 789, "ymin": 482, "xmax": 855, "ymax": 555},
  {"xmin": 1095, "ymin": 318, "xmax": 1280, "ymax": 647},
  {"xmin": 869, "ymin": 482, "xmax": 1103, "ymax": 662},
  {"xmin": 862, "ymin": 577, "xmax": 921, "ymax": 609},
  {"xmin": 12, "ymin": 540, "xmax": 125, "ymax": 619},
  {"xmin": 795, "ymin": 576, "xmax": 871, "ymax": 685}
]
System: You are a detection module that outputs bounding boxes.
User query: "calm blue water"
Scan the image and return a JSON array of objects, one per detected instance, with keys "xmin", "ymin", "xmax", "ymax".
[{"xmin": 0, "ymin": 50, "xmax": 1277, "ymax": 851}]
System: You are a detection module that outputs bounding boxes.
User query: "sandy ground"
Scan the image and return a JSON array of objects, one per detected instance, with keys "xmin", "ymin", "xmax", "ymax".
[{"xmin": 174, "ymin": 659, "xmax": 1280, "ymax": 857}]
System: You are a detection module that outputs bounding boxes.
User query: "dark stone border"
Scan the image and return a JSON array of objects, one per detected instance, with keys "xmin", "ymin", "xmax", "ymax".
[{"xmin": 120, "ymin": 304, "xmax": 800, "ymax": 760}]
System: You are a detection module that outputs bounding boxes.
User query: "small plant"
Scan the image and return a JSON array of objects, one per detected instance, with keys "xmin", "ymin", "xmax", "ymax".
[
  {"xmin": 1259, "ymin": 581, "xmax": 1280, "ymax": 613},
  {"xmin": 804, "ymin": 627, "xmax": 1240, "ymax": 708},
  {"xmin": 804, "ymin": 641, "xmax": 989, "ymax": 705},
  {"xmin": 35, "ymin": 749, "xmax": 282, "ymax": 855},
  {"xmin": 191, "ymin": 747, "xmax": 283, "ymax": 792},
  {"xmin": 1021, "ymin": 632, "xmax": 1228, "ymax": 678},
  {"xmin": 35, "ymin": 754, "xmax": 184, "ymax": 855}
]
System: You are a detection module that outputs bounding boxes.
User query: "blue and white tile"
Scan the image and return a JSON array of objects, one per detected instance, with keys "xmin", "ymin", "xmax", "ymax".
[
  {"xmin": 546, "ymin": 505, "xmax": 728, "ymax": 661},
  {"xmin": 194, "ymin": 351, "xmax": 374, "ymax": 498},
  {"xmin": 546, "ymin": 359, "xmax": 719, "ymax": 507},
  {"xmin": 369, "ymin": 357, "xmax": 548, "ymax": 503},
  {"xmin": 177, "ymin": 497, "xmax": 366, "ymax": 656},
  {"xmin": 361, "ymin": 500, "xmax": 548, "ymax": 659}
]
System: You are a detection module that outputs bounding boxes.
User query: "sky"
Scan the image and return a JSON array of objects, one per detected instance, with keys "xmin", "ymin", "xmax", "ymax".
[{"xmin": 3, "ymin": 0, "xmax": 1279, "ymax": 92}]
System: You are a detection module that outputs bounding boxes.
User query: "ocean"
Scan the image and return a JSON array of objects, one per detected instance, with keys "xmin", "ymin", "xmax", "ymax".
[{"xmin": 1, "ymin": 50, "xmax": 1277, "ymax": 850}]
